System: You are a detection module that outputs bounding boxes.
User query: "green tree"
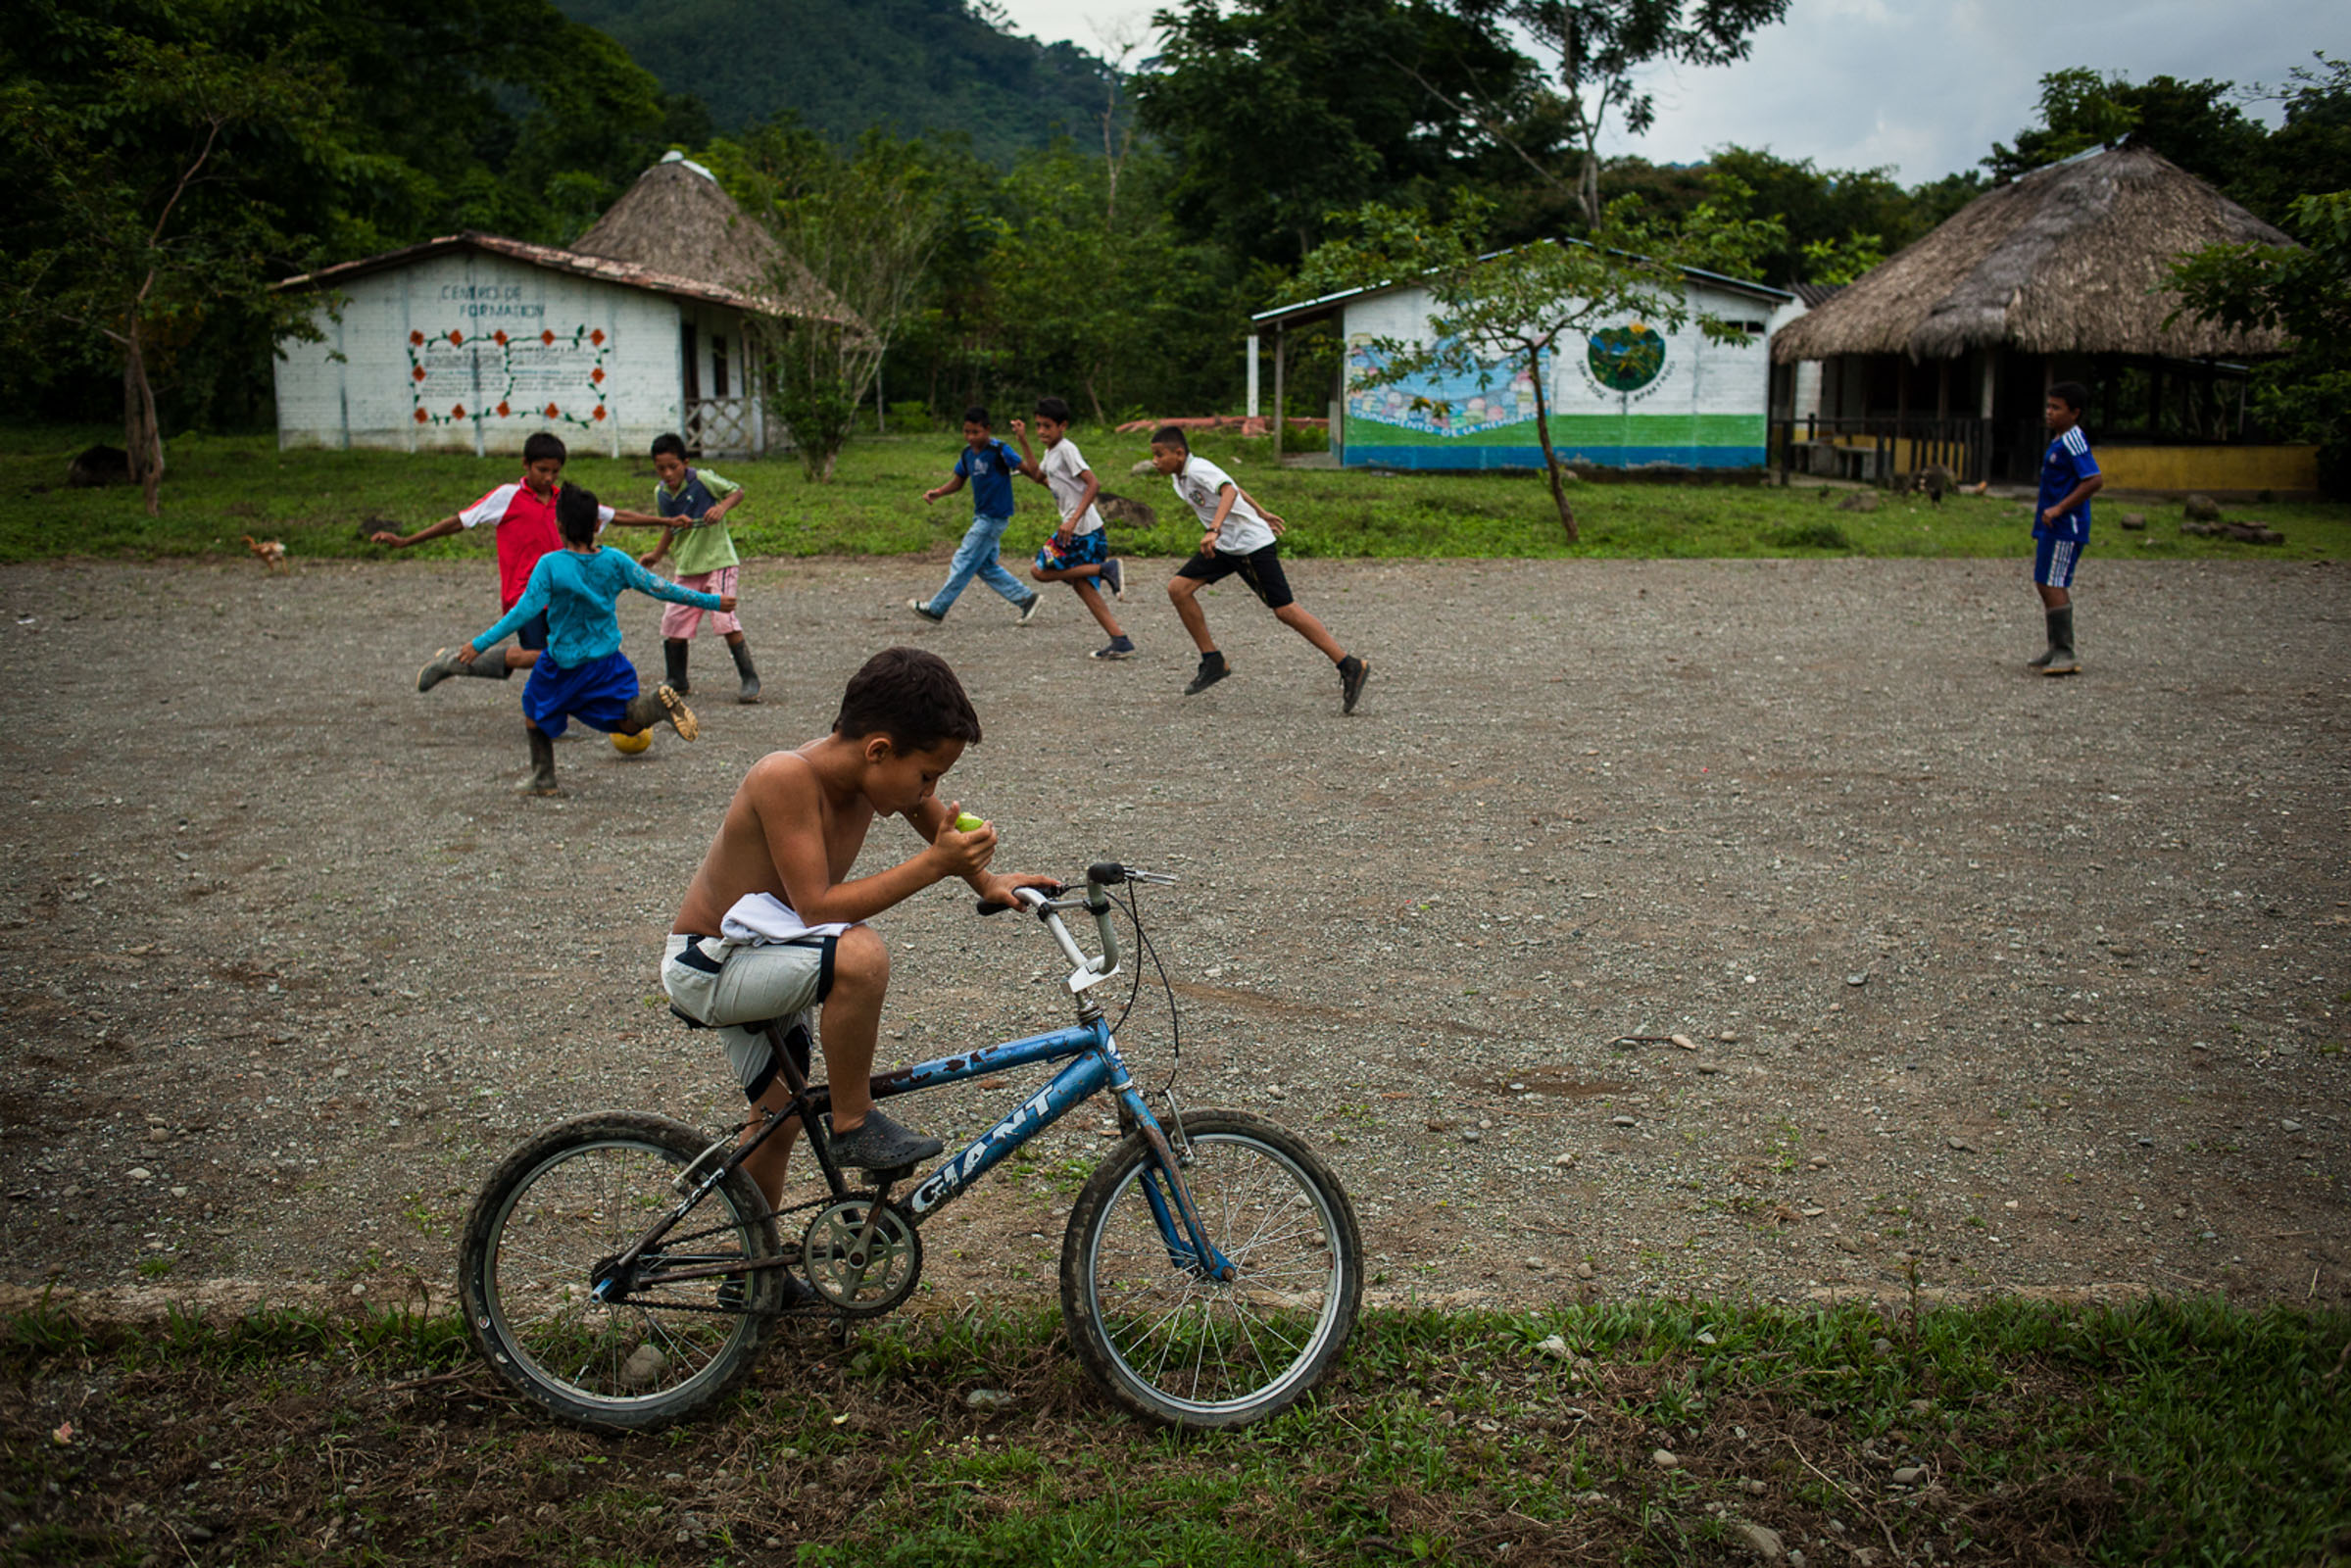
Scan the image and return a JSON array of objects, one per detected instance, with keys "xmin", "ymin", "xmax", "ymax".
[
  {"xmin": 1, "ymin": 0, "xmax": 693, "ymax": 451},
  {"xmin": 985, "ymin": 146, "xmax": 1224, "ymax": 422},
  {"xmin": 312, "ymin": 0, "xmax": 679, "ymax": 251},
  {"xmin": 1983, "ymin": 68, "xmax": 2264, "ymax": 189},
  {"xmin": 2167, "ymin": 190, "xmax": 2351, "ymax": 498},
  {"xmin": 1, "ymin": 0, "xmax": 339, "ymax": 513},
  {"xmin": 1137, "ymin": 0, "xmax": 1541, "ymax": 270},
  {"xmin": 1704, "ymin": 146, "xmax": 1921, "ymax": 283},
  {"xmin": 711, "ymin": 123, "xmax": 949, "ymax": 478},
  {"xmin": 1444, "ymin": 0, "xmax": 1791, "ymax": 228},
  {"xmin": 2237, "ymin": 55, "xmax": 2351, "ymax": 223},
  {"xmin": 1298, "ymin": 189, "xmax": 1781, "ymax": 538}
]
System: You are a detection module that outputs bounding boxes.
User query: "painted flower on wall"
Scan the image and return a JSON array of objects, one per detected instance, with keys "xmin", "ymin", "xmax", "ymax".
[{"xmin": 412, "ymin": 323, "xmax": 612, "ymax": 433}]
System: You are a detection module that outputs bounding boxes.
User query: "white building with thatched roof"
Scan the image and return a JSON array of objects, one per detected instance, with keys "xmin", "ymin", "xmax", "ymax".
[
  {"xmin": 1769, "ymin": 145, "xmax": 2312, "ymax": 495},
  {"xmin": 271, "ymin": 155, "xmax": 850, "ymax": 459}
]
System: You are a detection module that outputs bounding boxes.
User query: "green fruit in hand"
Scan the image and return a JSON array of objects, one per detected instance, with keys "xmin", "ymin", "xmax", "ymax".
[{"xmin": 954, "ymin": 812, "xmax": 985, "ymax": 833}]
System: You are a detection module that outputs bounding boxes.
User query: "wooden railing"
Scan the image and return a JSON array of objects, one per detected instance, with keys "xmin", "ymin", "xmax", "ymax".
[
  {"xmin": 1771, "ymin": 416, "xmax": 1993, "ymax": 488},
  {"xmin": 682, "ymin": 397, "xmax": 794, "ymax": 458}
]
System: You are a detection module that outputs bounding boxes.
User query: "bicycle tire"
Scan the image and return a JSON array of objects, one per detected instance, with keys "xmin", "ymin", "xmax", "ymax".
[
  {"xmin": 1060, "ymin": 1109, "xmax": 1362, "ymax": 1428},
  {"xmin": 458, "ymin": 1110, "xmax": 783, "ymax": 1432}
]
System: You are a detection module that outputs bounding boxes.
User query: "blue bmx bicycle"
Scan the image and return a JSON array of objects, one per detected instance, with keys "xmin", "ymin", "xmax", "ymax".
[{"xmin": 458, "ymin": 861, "xmax": 1363, "ymax": 1432}]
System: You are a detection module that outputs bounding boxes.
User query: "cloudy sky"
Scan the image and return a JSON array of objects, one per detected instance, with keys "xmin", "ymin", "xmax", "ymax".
[{"xmin": 997, "ymin": 0, "xmax": 2349, "ymax": 184}]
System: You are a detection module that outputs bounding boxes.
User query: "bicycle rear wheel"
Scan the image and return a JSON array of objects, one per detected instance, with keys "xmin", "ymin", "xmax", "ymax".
[
  {"xmin": 1061, "ymin": 1109, "xmax": 1361, "ymax": 1428},
  {"xmin": 459, "ymin": 1111, "xmax": 783, "ymax": 1431}
]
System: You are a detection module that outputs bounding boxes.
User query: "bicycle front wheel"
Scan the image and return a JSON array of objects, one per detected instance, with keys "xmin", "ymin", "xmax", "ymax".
[
  {"xmin": 1061, "ymin": 1109, "xmax": 1361, "ymax": 1428},
  {"xmin": 458, "ymin": 1111, "xmax": 783, "ymax": 1432}
]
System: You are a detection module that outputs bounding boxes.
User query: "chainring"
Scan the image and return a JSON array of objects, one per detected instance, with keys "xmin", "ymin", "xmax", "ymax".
[{"xmin": 800, "ymin": 1194, "xmax": 923, "ymax": 1316}]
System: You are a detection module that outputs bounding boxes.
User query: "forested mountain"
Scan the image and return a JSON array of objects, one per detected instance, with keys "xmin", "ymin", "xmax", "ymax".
[{"xmin": 555, "ymin": 0, "xmax": 1119, "ymax": 164}]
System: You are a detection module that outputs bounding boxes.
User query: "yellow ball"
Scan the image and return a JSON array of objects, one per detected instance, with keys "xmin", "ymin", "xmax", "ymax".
[{"xmin": 611, "ymin": 729, "xmax": 654, "ymax": 755}]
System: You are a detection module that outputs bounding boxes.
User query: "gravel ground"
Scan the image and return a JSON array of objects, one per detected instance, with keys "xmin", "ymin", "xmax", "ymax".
[{"xmin": 0, "ymin": 552, "xmax": 2344, "ymax": 1320}]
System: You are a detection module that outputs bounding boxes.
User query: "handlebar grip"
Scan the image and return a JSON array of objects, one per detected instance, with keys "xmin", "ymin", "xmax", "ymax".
[
  {"xmin": 975, "ymin": 884, "xmax": 1060, "ymax": 916},
  {"xmin": 1086, "ymin": 861, "xmax": 1127, "ymax": 886}
]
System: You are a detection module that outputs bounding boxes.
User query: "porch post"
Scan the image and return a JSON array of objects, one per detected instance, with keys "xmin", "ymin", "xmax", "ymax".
[
  {"xmin": 1272, "ymin": 323, "xmax": 1287, "ymax": 462},
  {"xmin": 1247, "ymin": 333, "xmax": 1260, "ymax": 418}
]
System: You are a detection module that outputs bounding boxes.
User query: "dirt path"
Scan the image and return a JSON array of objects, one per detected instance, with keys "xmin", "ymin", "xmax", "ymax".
[{"xmin": 0, "ymin": 553, "xmax": 2343, "ymax": 1320}]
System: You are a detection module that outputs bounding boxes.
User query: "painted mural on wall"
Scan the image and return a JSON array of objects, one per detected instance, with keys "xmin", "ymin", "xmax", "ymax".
[
  {"xmin": 1582, "ymin": 323, "xmax": 1669, "ymax": 394},
  {"xmin": 1342, "ymin": 337, "xmax": 1548, "ymax": 437},
  {"xmin": 1341, "ymin": 314, "xmax": 1765, "ymax": 470},
  {"xmin": 407, "ymin": 315, "xmax": 612, "ymax": 433}
]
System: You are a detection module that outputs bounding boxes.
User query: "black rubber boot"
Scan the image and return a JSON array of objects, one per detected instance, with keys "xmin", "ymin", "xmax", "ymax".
[
  {"xmin": 729, "ymin": 639, "xmax": 761, "ymax": 704},
  {"xmin": 2039, "ymin": 606, "xmax": 2079, "ymax": 676},
  {"xmin": 418, "ymin": 645, "xmax": 511, "ymax": 691},
  {"xmin": 622, "ymin": 683, "xmax": 699, "ymax": 740},
  {"xmin": 663, "ymin": 637, "xmax": 690, "ymax": 696},
  {"xmin": 518, "ymin": 726, "xmax": 559, "ymax": 796}
]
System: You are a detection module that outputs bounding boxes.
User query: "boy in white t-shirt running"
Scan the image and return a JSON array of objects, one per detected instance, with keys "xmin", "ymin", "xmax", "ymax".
[
  {"xmin": 1010, "ymin": 398, "xmax": 1133, "ymax": 660},
  {"xmin": 1150, "ymin": 423, "xmax": 1368, "ymax": 713}
]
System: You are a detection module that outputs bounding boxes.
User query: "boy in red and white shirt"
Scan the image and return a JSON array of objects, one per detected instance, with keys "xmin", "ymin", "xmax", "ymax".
[{"xmin": 370, "ymin": 431, "xmax": 666, "ymax": 691}]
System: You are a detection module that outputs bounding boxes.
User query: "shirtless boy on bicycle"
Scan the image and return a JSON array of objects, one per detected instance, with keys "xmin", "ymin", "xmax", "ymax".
[{"xmin": 661, "ymin": 646, "xmax": 1057, "ymax": 1213}]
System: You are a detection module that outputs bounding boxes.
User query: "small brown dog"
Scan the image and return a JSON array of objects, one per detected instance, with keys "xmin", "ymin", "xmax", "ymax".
[{"xmin": 242, "ymin": 535, "xmax": 288, "ymax": 572}]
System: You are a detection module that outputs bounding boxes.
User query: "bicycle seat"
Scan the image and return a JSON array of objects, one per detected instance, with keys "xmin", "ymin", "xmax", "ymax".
[
  {"xmin": 669, "ymin": 1005, "xmax": 790, "ymax": 1036},
  {"xmin": 669, "ymin": 1009, "xmax": 814, "ymax": 1078}
]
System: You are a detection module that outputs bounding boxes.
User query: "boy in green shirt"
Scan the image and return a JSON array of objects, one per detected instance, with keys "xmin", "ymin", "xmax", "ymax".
[{"xmin": 638, "ymin": 432, "xmax": 761, "ymax": 703}]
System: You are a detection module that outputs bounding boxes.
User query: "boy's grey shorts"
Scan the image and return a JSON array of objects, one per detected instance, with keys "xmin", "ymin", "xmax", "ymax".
[{"xmin": 661, "ymin": 933, "xmax": 836, "ymax": 1101}]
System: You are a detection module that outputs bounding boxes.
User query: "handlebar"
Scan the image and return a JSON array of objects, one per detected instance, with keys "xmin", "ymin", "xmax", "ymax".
[{"xmin": 972, "ymin": 862, "xmax": 1175, "ymax": 997}]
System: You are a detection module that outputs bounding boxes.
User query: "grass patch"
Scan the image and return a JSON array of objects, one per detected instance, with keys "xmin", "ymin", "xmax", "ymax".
[
  {"xmin": 4, "ymin": 1293, "xmax": 2344, "ymax": 1565},
  {"xmin": 5, "ymin": 423, "xmax": 2347, "ymax": 565}
]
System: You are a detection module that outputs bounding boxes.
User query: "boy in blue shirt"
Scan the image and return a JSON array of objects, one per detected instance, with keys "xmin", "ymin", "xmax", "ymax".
[
  {"xmin": 2030, "ymin": 381, "xmax": 2103, "ymax": 676},
  {"xmin": 909, "ymin": 406, "xmax": 1042, "ymax": 626},
  {"xmin": 457, "ymin": 487, "xmax": 738, "ymax": 796}
]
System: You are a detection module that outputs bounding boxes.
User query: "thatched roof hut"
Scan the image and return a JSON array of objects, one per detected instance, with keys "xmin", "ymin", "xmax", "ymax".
[
  {"xmin": 574, "ymin": 153, "xmax": 858, "ymax": 328},
  {"xmin": 1772, "ymin": 146, "xmax": 2291, "ymax": 366}
]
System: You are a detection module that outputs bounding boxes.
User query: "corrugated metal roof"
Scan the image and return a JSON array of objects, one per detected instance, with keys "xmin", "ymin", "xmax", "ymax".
[
  {"xmin": 276, "ymin": 231, "xmax": 773, "ymax": 315},
  {"xmin": 1251, "ymin": 239, "xmax": 1791, "ymax": 325}
]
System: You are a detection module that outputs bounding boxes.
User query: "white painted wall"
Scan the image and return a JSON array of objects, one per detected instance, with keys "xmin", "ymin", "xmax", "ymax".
[
  {"xmin": 273, "ymin": 251, "xmax": 711, "ymax": 457},
  {"xmin": 1341, "ymin": 276, "xmax": 1782, "ymax": 421}
]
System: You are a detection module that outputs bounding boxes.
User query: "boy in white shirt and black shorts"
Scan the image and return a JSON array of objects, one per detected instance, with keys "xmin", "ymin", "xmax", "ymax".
[
  {"xmin": 1150, "ymin": 423, "xmax": 1368, "ymax": 713},
  {"xmin": 1011, "ymin": 398, "xmax": 1134, "ymax": 660}
]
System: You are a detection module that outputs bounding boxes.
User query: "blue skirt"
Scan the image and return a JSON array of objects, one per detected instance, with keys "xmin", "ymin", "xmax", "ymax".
[{"xmin": 521, "ymin": 650, "xmax": 638, "ymax": 738}]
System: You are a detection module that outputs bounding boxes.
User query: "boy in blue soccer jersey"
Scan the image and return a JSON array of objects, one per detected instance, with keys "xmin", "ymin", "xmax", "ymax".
[
  {"xmin": 456, "ymin": 487, "xmax": 737, "ymax": 796},
  {"xmin": 909, "ymin": 407, "xmax": 1042, "ymax": 626},
  {"xmin": 2030, "ymin": 382, "xmax": 2103, "ymax": 676}
]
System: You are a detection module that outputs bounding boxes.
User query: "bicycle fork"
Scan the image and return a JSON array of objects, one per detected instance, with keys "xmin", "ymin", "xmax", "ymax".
[{"xmin": 1116, "ymin": 1083, "xmax": 1236, "ymax": 1284}]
